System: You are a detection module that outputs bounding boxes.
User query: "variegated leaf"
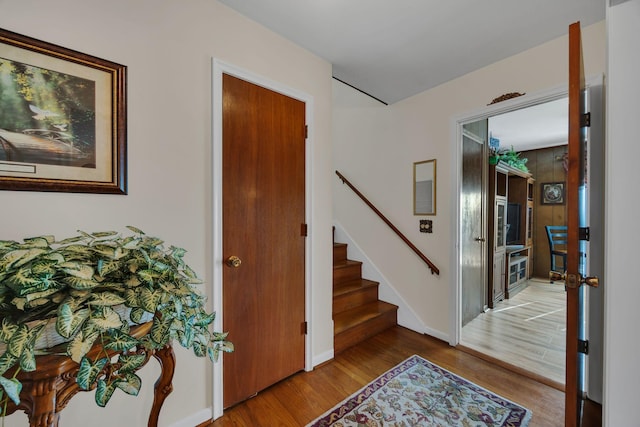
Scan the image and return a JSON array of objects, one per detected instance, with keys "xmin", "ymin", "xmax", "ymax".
[
  {"xmin": 59, "ymin": 262, "xmax": 94, "ymax": 280},
  {"xmin": 3, "ymin": 248, "xmax": 47, "ymax": 269},
  {"xmin": 77, "ymin": 356, "xmax": 108, "ymax": 390},
  {"xmin": 139, "ymin": 288, "xmax": 160, "ymax": 313},
  {"xmin": 124, "ymin": 276, "xmax": 142, "ymax": 288},
  {"xmin": 89, "ymin": 292, "xmax": 126, "ymax": 307},
  {"xmin": 121, "ymin": 237, "xmax": 142, "ymax": 250},
  {"xmin": 30, "ymin": 260, "xmax": 57, "ymax": 275},
  {"xmin": 64, "ymin": 276, "xmax": 100, "ymax": 290},
  {"xmin": 212, "ymin": 331, "xmax": 229, "ymax": 341},
  {"xmin": 11, "ymin": 297, "xmax": 27, "ymax": 310},
  {"xmin": 129, "ymin": 307, "xmax": 146, "ymax": 324},
  {"xmin": 117, "ymin": 354, "xmax": 147, "ymax": 373},
  {"xmin": 126, "ymin": 226, "xmax": 145, "ymax": 235},
  {"xmin": 55, "ymin": 235, "xmax": 87, "ymax": 245},
  {"xmin": 155, "ymin": 260, "xmax": 172, "ymax": 272},
  {"xmin": 24, "ymin": 297, "xmax": 50, "ymax": 308},
  {"xmin": 150, "ymin": 316, "xmax": 172, "ymax": 346},
  {"xmin": 178, "ymin": 318, "xmax": 195, "ymax": 348},
  {"xmin": 170, "ymin": 246, "xmax": 186, "ymax": 259},
  {"xmin": 137, "ymin": 269, "xmax": 158, "ymax": 285},
  {"xmin": 5, "ymin": 269, "xmax": 42, "ymax": 295},
  {"xmin": 195, "ymin": 312, "xmax": 216, "ymax": 327},
  {"xmin": 22, "ymin": 235, "xmax": 54, "ymax": 247},
  {"xmin": 103, "ymin": 330, "xmax": 138, "ymax": 352},
  {"xmin": 7, "ymin": 324, "xmax": 30, "ymax": 358},
  {"xmin": 0, "ymin": 376, "xmax": 22, "ymax": 405},
  {"xmin": 56, "ymin": 305, "xmax": 90, "ymax": 338},
  {"xmin": 67, "ymin": 329, "xmax": 100, "ymax": 363},
  {"xmin": 89, "ymin": 306, "xmax": 123, "ymax": 331},
  {"xmin": 95, "ymin": 379, "xmax": 118, "ymax": 407},
  {"xmin": 208, "ymin": 341, "xmax": 234, "ymax": 362},
  {"xmin": 183, "ymin": 265, "xmax": 203, "ymax": 284},
  {"xmin": 0, "ymin": 352, "xmax": 18, "ymax": 375},
  {"xmin": 25, "ymin": 286, "xmax": 61, "ymax": 302},
  {"xmin": 44, "ymin": 252, "xmax": 65, "ymax": 264},
  {"xmin": 123, "ymin": 289, "xmax": 140, "ymax": 308},
  {"xmin": 19, "ymin": 347, "xmax": 36, "ymax": 371},
  {"xmin": 92, "ymin": 244, "xmax": 117, "ymax": 258},
  {"xmin": 90, "ymin": 231, "xmax": 119, "ymax": 238},
  {"xmin": 0, "ymin": 318, "xmax": 18, "ymax": 343},
  {"xmin": 68, "ymin": 288, "xmax": 91, "ymax": 298},
  {"xmin": 115, "ymin": 372, "xmax": 141, "ymax": 396},
  {"xmin": 192, "ymin": 342, "xmax": 206, "ymax": 357},
  {"xmin": 97, "ymin": 259, "xmax": 122, "ymax": 277}
]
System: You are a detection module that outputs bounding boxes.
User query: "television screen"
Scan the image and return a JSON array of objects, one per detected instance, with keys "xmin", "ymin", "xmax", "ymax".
[{"xmin": 507, "ymin": 203, "xmax": 521, "ymax": 244}]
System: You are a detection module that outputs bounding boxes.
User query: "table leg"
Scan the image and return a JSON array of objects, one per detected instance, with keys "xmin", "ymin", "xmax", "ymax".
[
  {"xmin": 148, "ymin": 345, "xmax": 175, "ymax": 427},
  {"xmin": 25, "ymin": 377, "xmax": 60, "ymax": 427}
]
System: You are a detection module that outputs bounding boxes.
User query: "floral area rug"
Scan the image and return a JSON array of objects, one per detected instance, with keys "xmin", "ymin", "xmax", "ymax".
[{"xmin": 307, "ymin": 355, "xmax": 532, "ymax": 427}]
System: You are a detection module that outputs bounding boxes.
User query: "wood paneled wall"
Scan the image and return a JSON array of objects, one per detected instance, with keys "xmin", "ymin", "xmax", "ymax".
[{"xmin": 521, "ymin": 145, "xmax": 568, "ymax": 278}]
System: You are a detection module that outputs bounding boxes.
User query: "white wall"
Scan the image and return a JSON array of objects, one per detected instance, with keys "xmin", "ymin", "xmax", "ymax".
[
  {"xmin": 604, "ymin": 1, "xmax": 640, "ymax": 425},
  {"xmin": 333, "ymin": 21, "xmax": 605, "ymax": 338},
  {"xmin": 0, "ymin": 1, "xmax": 333, "ymax": 426}
]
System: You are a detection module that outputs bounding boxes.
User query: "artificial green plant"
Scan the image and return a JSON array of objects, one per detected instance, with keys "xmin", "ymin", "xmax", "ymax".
[
  {"xmin": 489, "ymin": 146, "xmax": 529, "ymax": 172},
  {"xmin": 0, "ymin": 226, "xmax": 232, "ymax": 412}
]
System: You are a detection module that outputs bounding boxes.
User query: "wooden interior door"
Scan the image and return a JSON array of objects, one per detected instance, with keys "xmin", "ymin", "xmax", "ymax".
[
  {"xmin": 461, "ymin": 121, "xmax": 487, "ymax": 325},
  {"xmin": 566, "ymin": 21, "xmax": 586, "ymax": 427},
  {"xmin": 222, "ymin": 73, "xmax": 306, "ymax": 408}
]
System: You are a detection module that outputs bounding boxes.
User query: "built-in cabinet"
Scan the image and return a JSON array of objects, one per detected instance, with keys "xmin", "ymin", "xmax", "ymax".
[{"xmin": 488, "ymin": 162, "xmax": 534, "ymax": 307}]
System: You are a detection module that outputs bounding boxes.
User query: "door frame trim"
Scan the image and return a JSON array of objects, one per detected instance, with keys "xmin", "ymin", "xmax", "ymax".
[
  {"xmin": 211, "ymin": 58, "xmax": 314, "ymax": 419},
  {"xmin": 449, "ymin": 83, "xmax": 570, "ymax": 347}
]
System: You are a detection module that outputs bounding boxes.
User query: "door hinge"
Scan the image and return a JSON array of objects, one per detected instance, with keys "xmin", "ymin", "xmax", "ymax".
[
  {"xmin": 301, "ymin": 223, "xmax": 308, "ymax": 237},
  {"xmin": 301, "ymin": 321, "xmax": 308, "ymax": 335},
  {"xmin": 579, "ymin": 227, "xmax": 590, "ymax": 241},
  {"xmin": 305, "ymin": 125, "xmax": 308, "ymax": 139},
  {"xmin": 581, "ymin": 112, "xmax": 591, "ymax": 128},
  {"xmin": 578, "ymin": 339, "xmax": 589, "ymax": 354}
]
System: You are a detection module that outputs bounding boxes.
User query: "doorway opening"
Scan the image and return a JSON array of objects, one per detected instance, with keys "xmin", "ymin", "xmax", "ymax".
[
  {"xmin": 452, "ymin": 78, "xmax": 604, "ymax": 400},
  {"xmin": 451, "ymin": 87, "xmax": 571, "ymax": 389}
]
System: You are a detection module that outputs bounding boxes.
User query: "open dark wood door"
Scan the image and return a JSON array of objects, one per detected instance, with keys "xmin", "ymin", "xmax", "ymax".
[
  {"xmin": 222, "ymin": 74, "xmax": 306, "ymax": 408},
  {"xmin": 565, "ymin": 21, "xmax": 589, "ymax": 427}
]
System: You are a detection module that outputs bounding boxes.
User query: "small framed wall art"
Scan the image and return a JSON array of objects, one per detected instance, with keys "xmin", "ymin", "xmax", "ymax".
[{"xmin": 541, "ymin": 182, "xmax": 565, "ymax": 205}]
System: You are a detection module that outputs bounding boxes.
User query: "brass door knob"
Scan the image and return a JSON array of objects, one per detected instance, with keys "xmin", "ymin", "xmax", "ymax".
[
  {"xmin": 549, "ymin": 271, "xmax": 599, "ymax": 288},
  {"xmin": 549, "ymin": 271, "xmax": 565, "ymax": 282},
  {"xmin": 226, "ymin": 256, "xmax": 242, "ymax": 268},
  {"xmin": 583, "ymin": 276, "xmax": 599, "ymax": 288}
]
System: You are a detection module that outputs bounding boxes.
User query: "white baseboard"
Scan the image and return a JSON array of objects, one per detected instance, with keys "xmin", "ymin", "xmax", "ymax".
[
  {"xmin": 168, "ymin": 408, "xmax": 212, "ymax": 427},
  {"xmin": 313, "ymin": 348, "xmax": 334, "ymax": 367},
  {"xmin": 423, "ymin": 325, "xmax": 449, "ymax": 342}
]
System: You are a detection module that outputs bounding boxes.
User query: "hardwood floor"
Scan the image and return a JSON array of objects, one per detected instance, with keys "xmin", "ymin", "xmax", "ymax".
[
  {"xmin": 461, "ymin": 278, "xmax": 566, "ymax": 388},
  {"xmin": 207, "ymin": 326, "xmax": 564, "ymax": 426}
]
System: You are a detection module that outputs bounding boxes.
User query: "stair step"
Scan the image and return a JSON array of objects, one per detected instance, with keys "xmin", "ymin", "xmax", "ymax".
[
  {"xmin": 333, "ymin": 242, "xmax": 348, "ymax": 263},
  {"xmin": 333, "ymin": 259, "xmax": 362, "ymax": 284},
  {"xmin": 333, "ymin": 301, "xmax": 398, "ymax": 354},
  {"xmin": 333, "ymin": 279, "xmax": 379, "ymax": 314}
]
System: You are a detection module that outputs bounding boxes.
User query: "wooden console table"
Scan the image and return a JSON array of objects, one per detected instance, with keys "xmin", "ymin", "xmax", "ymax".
[{"xmin": 3, "ymin": 323, "xmax": 175, "ymax": 427}]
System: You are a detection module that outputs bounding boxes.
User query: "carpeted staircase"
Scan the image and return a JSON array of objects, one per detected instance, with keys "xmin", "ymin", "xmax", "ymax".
[{"xmin": 332, "ymin": 239, "xmax": 398, "ymax": 354}]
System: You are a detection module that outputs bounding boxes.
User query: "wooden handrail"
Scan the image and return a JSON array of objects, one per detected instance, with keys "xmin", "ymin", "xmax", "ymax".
[{"xmin": 335, "ymin": 170, "xmax": 440, "ymax": 275}]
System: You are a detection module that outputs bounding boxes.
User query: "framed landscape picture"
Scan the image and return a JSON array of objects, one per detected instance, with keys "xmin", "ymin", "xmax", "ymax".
[{"xmin": 0, "ymin": 28, "xmax": 126, "ymax": 194}]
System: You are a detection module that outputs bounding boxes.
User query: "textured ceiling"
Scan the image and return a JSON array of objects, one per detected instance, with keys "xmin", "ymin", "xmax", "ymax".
[{"xmin": 219, "ymin": 0, "xmax": 604, "ymax": 104}]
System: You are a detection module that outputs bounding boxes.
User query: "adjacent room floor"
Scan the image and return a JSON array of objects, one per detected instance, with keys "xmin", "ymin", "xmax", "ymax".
[{"xmin": 460, "ymin": 278, "xmax": 566, "ymax": 387}]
